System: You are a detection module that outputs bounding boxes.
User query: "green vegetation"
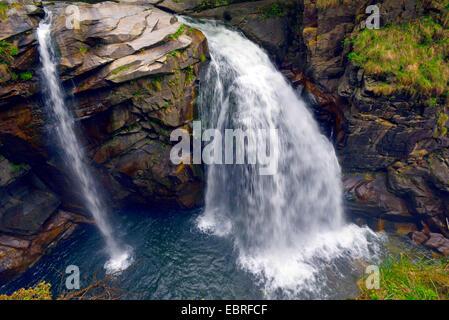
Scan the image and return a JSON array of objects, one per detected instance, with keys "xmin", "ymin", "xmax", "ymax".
[
  {"xmin": 0, "ymin": 2, "xmax": 8, "ymax": 19},
  {"xmin": 0, "ymin": 282, "xmax": 52, "ymax": 300},
  {"xmin": 0, "ymin": 2, "xmax": 20, "ymax": 20},
  {"xmin": 0, "ymin": 40, "xmax": 18, "ymax": 65},
  {"xmin": 148, "ymin": 76, "xmax": 163, "ymax": 91},
  {"xmin": 10, "ymin": 162, "xmax": 26, "ymax": 171},
  {"xmin": 79, "ymin": 45, "xmax": 88, "ymax": 54},
  {"xmin": 348, "ymin": 14, "xmax": 449, "ymax": 98},
  {"xmin": 170, "ymin": 24, "xmax": 187, "ymax": 40},
  {"xmin": 316, "ymin": 0, "xmax": 357, "ymax": 10},
  {"xmin": 429, "ymin": 97, "xmax": 438, "ymax": 107},
  {"xmin": 0, "ymin": 274, "xmax": 127, "ymax": 300},
  {"xmin": 19, "ymin": 71, "xmax": 32, "ymax": 81},
  {"xmin": 198, "ymin": 0, "xmax": 230, "ymax": 10},
  {"xmin": 259, "ymin": 2, "xmax": 289, "ymax": 19},
  {"xmin": 169, "ymin": 48, "xmax": 187, "ymax": 57},
  {"xmin": 184, "ymin": 65, "xmax": 195, "ymax": 84},
  {"xmin": 111, "ymin": 64, "xmax": 132, "ymax": 75},
  {"xmin": 125, "ymin": 123, "xmax": 139, "ymax": 132},
  {"xmin": 358, "ymin": 255, "xmax": 449, "ymax": 300},
  {"xmin": 435, "ymin": 112, "xmax": 449, "ymax": 137}
]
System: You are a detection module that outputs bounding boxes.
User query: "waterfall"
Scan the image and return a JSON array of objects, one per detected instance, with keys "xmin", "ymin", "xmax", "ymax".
[
  {"xmin": 180, "ymin": 18, "xmax": 381, "ymax": 298},
  {"xmin": 37, "ymin": 11, "xmax": 132, "ymax": 273}
]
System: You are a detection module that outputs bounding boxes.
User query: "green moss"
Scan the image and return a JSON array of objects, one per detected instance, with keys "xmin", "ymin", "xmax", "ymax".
[
  {"xmin": 19, "ymin": 71, "xmax": 32, "ymax": 81},
  {"xmin": 170, "ymin": 24, "xmax": 187, "ymax": 40},
  {"xmin": 111, "ymin": 64, "xmax": 132, "ymax": 75},
  {"xmin": 168, "ymin": 48, "xmax": 187, "ymax": 57},
  {"xmin": 184, "ymin": 65, "xmax": 195, "ymax": 84},
  {"xmin": 429, "ymin": 97, "xmax": 438, "ymax": 107},
  {"xmin": 148, "ymin": 76, "xmax": 163, "ymax": 91},
  {"xmin": 125, "ymin": 123, "xmax": 139, "ymax": 132},
  {"xmin": 198, "ymin": 0, "xmax": 230, "ymax": 10},
  {"xmin": 10, "ymin": 162, "xmax": 25, "ymax": 171},
  {"xmin": 0, "ymin": 3, "xmax": 7, "ymax": 19},
  {"xmin": 79, "ymin": 45, "xmax": 88, "ymax": 54},
  {"xmin": 434, "ymin": 112, "xmax": 449, "ymax": 137},
  {"xmin": 0, "ymin": 3, "xmax": 20, "ymax": 20}
]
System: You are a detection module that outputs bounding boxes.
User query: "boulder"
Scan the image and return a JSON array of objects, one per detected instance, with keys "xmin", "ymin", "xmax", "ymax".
[{"xmin": 424, "ymin": 233, "xmax": 449, "ymax": 256}]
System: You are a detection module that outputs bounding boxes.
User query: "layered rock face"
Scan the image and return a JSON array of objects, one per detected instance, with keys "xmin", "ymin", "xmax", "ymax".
[{"xmin": 0, "ymin": 1, "xmax": 208, "ymax": 280}]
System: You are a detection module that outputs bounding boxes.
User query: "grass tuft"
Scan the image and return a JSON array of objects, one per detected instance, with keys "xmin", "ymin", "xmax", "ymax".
[
  {"xmin": 348, "ymin": 15, "xmax": 449, "ymax": 98},
  {"xmin": 358, "ymin": 254, "xmax": 449, "ymax": 300}
]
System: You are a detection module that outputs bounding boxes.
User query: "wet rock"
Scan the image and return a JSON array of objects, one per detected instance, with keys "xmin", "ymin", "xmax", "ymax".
[
  {"xmin": 0, "ymin": 156, "xmax": 61, "ymax": 236},
  {"xmin": 424, "ymin": 233, "xmax": 449, "ymax": 256},
  {"xmin": 343, "ymin": 173, "xmax": 413, "ymax": 222},
  {"xmin": 0, "ymin": 3, "xmax": 41, "ymax": 41},
  {"xmin": 411, "ymin": 231, "xmax": 429, "ymax": 245},
  {"xmin": 0, "ymin": 210, "xmax": 91, "ymax": 282}
]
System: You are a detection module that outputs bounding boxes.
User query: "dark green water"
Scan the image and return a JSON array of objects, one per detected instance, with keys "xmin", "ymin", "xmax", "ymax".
[
  {"xmin": 0, "ymin": 209, "xmax": 265, "ymax": 299},
  {"xmin": 0, "ymin": 208, "xmax": 387, "ymax": 300}
]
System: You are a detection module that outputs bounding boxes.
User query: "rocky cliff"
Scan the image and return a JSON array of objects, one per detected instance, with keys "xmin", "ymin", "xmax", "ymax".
[{"xmin": 0, "ymin": 0, "xmax": 208, "ymax": 280}]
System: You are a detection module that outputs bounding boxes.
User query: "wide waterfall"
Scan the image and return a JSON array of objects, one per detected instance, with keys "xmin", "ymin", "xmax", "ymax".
[
  {"xmin": 37, "ymin": 12, "xmax": 132, "ymax": 273},
  {"xmin": 180, "ymin": 18, "xmax": 381, "ymax": 298}
]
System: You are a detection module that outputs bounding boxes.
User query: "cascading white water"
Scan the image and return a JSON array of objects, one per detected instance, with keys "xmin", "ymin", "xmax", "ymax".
[
  {"xmin": 37, "ymin": 12, "xmax": 132, "ymax": 273},
  {"xmin": 181, "ymin": 18, "xmax": 382, "ymax": 298}
]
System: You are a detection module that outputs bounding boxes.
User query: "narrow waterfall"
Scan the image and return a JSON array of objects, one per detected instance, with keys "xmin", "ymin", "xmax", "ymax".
[
  {"xmin": 180, "ymin": 18, "xmax": 381, "ymax": 298},
  {"xmin": 37, "ymin": 12, "xmax": 132, "ymax": 273}
]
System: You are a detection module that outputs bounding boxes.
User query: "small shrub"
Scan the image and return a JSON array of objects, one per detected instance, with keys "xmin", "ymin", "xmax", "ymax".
[{"xmin": 0, "ymin": 282, "xmax": 52, "ymax": 300}]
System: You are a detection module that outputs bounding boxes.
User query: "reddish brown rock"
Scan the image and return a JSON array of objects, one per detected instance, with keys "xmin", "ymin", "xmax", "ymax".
[
  {"xmin": 0, "ymin": 210, "xmax": 92, "ymax": 281},
  {"xmin": 411, "ymin": 231, "xmax": 429, "ymax": 245},
  {"xmin": 424, "ymin": 233, "xmax": 449, "ymax": 256}
]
